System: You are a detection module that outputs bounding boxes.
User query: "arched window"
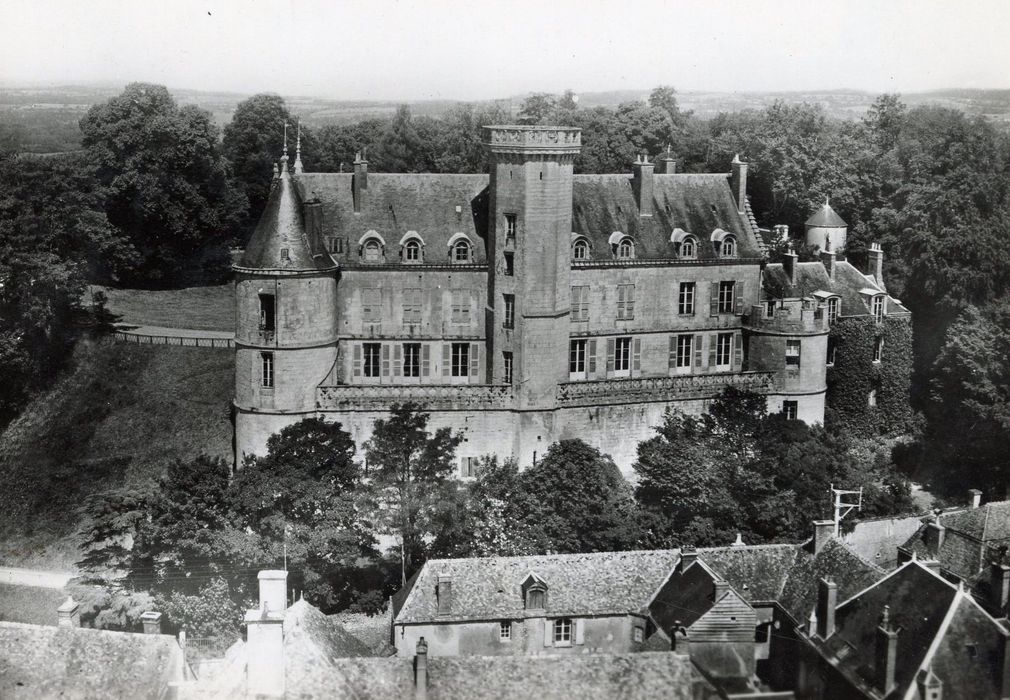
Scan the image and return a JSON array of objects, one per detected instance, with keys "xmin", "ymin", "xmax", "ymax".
[
  {"xmin": 572, "ymin": 238, "xmax": 589, "ymax": 260},
  {"xmin": 362, "ymin": 238, "xmax": 383, "ymax": 263},
  {"xmin": 617, "ymin": 237, "xmax": 635, "ymax": 260},
  {"xmin": 452, "ymin": 239, "xmax": 471, "ymax": 263},
  {"xmin": 720, "ymin": 235, "xmax": 737, "ymax": 258},
  {"xmin": 404, "ymin": 239, "xmax": 422, "ymax": 263},
  {"xmin": 681, "ymin": 236, "xmax": 697, "ymax": 259}
]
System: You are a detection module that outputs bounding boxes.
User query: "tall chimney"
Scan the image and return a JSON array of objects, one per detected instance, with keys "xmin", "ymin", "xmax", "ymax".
[
  {"xmin": 969, "ymin": 489, "xmax": 983, "ymax": 509},
  {"xmin": 813, "ymin": 520, "xmax": 834, "ymax": 554},
  {"xmin": 713, "ymin": 579, "xmax": 730, "ymax": 601},
  {"xmin": 875, "ymin": 606, "xmax": 899, "ymax": 696},
  {"xmin": 246, "ymin": 570, "xmax": 288, "ymax": 698},
  {"xmin": 353, "ymin": 152, "xmax": 368, "ymax": 214},
  {"xmin": 56, "ymin": 596, "xmax": 80, "ymax": 628},
  {"xmin": 415, "ymin": 637, "xmax": 429, "ymax": 700},
  {"xmin": 259, "ymin": 570, "xmax": 288, "ymax": 613},
  {"xmin": 436, "ymin": 574, "xmax": 453, "ymax": 616},
  {"xmin": 816, "ymin": 579, "xmax": 838, "ymax": 639},
  {"xmin": 140, "ymin": 611, "xmax": 163, "ymax": 635},
  {"xmin": 925, "ymin": 517, "xmax": 946, "ymax": 557},
  {"xmin": 680, "ymin": 546, "xmax": 698, "ymax": 571},
  {"xmin": 992, "ymin": 563, "xmax": 1010, "ymax": 613},
  {"xmin": 631, "ymin": 155, "xmax": 654, "ymax": 218},
  {"xmin": 867, "ymin": 242, "xmax": 885, "ymax": 290},
  {"xmin": 730, "ymin": 154, "xmax": 748, "ymax": 213},
  {"xmin": 658, "ymin": 153, "xmax": 677, "ymax": 174},
  {"xmin": 820, "ymin": 248, "xmax": 836, "ymax": 281},
  {"xmin": 783, "ymin": 249, "xmax": 798, "ymax": 286}
]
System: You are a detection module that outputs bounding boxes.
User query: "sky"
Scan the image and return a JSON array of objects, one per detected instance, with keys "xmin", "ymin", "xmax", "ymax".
[{"xmin": 2, "ymin": 0, "xmax": 1009, "ymax": 100}]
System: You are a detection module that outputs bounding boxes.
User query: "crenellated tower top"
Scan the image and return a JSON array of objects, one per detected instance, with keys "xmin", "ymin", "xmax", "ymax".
[{"xmin": 483, "ymin": 125, "xmax": 582, "ymax": 160}]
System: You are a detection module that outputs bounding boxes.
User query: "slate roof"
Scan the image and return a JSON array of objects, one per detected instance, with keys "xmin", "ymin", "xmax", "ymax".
[
  {"xmin": 839, "ymin": 513, "xmax": 926, "ymax": 567},
  {"xmin": 329, "ymin": 611, "xmax": 396, "ymax": 656},
  {"xmin": 805, "ymin": 201, "xmax": 848, "ymax": 228},
  {"xmin": 696, "ymin": 544, "xmax": 800, "ymax": 603},
  {"xmin": 0, "ymin": 621, "xmax": 185, "ymax": 700},
  {"xmin": 901, "ymin": 501, "xmax": 1010, "ymax": 581},
  {"xmin": 777, "ymin": 539, "xmax": 886, "ymax": 624},
  {"xmin": 282, "ymin": 599, "xmax": 373, "ymax": 670},
  {"xmin": 763, "ymin": 259, "xmax": 910, "ymax": 315},
  {"xmin": 649, "ymin": 559, "xmax": 722, "ymax": 632},
  {"xmin": 570, "ymin": 174, "xmax": 764, "ymax": 261},
  {"xmin": 394, "ymin": 549, "xmax": 680, "ymax": 624},
  {"xmin": 813, "ymin": 561, "xmax": 1009, "ymax": 699},
  {"xmin": 239, "ymin": 164, "xmax": 337, "ymax": 272}
]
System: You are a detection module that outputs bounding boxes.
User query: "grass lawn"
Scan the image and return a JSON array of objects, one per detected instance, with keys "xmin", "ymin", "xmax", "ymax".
[
  {"xmin": 0, "ymin": 584, "xmax": 67, "ymax": 625},
  {"xmin": 0, "ymin": 337, "xmax": 234, "ymax": 569},
  {"xmin": 95, "ymin": 284, "xmax": 234, "ymax": 332}
]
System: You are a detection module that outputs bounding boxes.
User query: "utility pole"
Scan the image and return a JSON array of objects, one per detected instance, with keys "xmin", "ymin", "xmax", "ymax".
[{"xmin": 829, "ymin": 484, "xmax": 863, "ymax": 537}]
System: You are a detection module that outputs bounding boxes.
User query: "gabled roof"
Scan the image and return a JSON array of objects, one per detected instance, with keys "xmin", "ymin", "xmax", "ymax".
[
  {"xmin": 777, "ymin": 539, "xmax": 886, "ymax": 624},
  {"xmin": 239, "ymin": 165, "xmax": 337, "ymax": 272},
  {"xmin": 900, "ymin": 501, "xmax": 1010, "ymax": 580},
  {"xmin": 695, "ymin": 544, "xmax": 800, "ymax": 603},
  {"xmin": 394, "ymin": 549, "xmax": 680, "ymax": 624},
  {"xmin": 283, "ymin": 599, "xmax": 373, "ymax": 670},
  {"xmin": 571, "ymin": 174, "xmax": 763, "ymax": 262},
  {"xmin": 649, "ymin": 559, "xmax": 722, "ymax": 632},
  {"xmin": 0, "ymin": 621, "xmax": 185, "ymax": 700},
  {"xmin": 763, "ymin": 259, "xmax": 910, "ymax": 315},
  {"xmin": 805, "ymin": 202, "xmax": 848, "ymax": 228}
]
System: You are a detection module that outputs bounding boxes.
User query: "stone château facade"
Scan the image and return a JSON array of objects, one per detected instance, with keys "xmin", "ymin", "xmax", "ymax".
[{"xmin": 233, "ymin": 125, "xmax": 902, "ymax": 474}]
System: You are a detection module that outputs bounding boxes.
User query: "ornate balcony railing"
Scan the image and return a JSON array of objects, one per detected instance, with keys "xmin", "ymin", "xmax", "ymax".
[
  {"xmin": 556, "ymin": 371, "xmax": 776, "ymax": 408},
  {"xmin": 317, "ymin": 383, "xmax": 514, "ymax": 411}
]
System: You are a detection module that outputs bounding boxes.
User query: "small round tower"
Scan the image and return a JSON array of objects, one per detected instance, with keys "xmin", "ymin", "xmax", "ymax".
[
  {"xmin": 233, "ymin": 140, "xmax": 338, "ymax": 462},
  {"xmin": 805, "ymin": 198, "xmax": 848, "ymax": 253}
]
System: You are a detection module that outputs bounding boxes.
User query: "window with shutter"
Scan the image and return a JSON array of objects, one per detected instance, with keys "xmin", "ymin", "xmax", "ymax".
[
  {"xmin": 708, "ymin": 334, "xmax": 717, "ymax": 368},
  {"xmin": 403, "ymin": 343, "xmax": 422, "ymax": 378},
  {"xmin": 733, "ymin": 332, "xmax": 744, "ymax": 370},
  {"xmin": 469, "ymin": 343, "xmax": 480, "ymax": 378},
  {"xmin": 633, "ymin": 337, "xmax": 641, "ymax": 372},
  {"xmin": 718, "ymin": 281, "xmax": 735, "ymax": 314},
  {"xmin": 421, "ymin": 344, "xmax": 430, "ymax": 376},
  {"xmin": 571, "ymin": 286, "xmax": 589, "ymax": 322},
  {"xmin": 393, "ymin": 344, "xmax": 402, "ymax": 377},
  {"xmin": 352, "ymin": 344, "xmax": 362, "ymax": 377},
  {"xmin": 362, "ymin": 289, "xmax": 382, "ymax": 322},
  {"xmin": 709, "ymin": 282, "xmax": 720, "ymax": 316},
  {"xmin": 588, "ymin": 339, "xmax": 597, "ymax": 375},
  {"xmin": 614, "ymin": 337, "xmax": 632, "ymax": 375},
  {"xmin": 668, "ymin": 336, "xmax": 676, "ymax": 370},
  {"xmin": 442, "ymin": 344, "xmax": 451, "ymax": 377},
  {"xmin": 735, "ymin": 281, "xmax": 745, "ymax": 315},
  {"xmin": 451, "ymin": 289, "xmax": 471, "ymax": 325},
  {"xmin": 617, "ymin": 284, "xmax": 635, "ymax": 320},
  {"xmin": 606, "ymin": 338, "xmax": 616, "ymax": 373},
  {"xmin": 679, "ymin": 282, "xmax": 696, "ymax": 315},
  {"xmin": 381, "ymin": 344, "xmax": 390, "ymax": 376},
  {"xmin": 716, "ymin": 333, "xmax": 733, "ymax": 368},
  {"xmin": 694, "ymin": 334, "xmax": 703, "ymax": 368},
  {"xmin": 363, "ymin": 343, "xmax": 381, "ymax": 377},
  {"xmin": 403, "ymin": 288, "xmax": 422, "ymax": 324},
  {"xmin": 451, "ymin": 343, "xmax": 470, "ymax": 377}
]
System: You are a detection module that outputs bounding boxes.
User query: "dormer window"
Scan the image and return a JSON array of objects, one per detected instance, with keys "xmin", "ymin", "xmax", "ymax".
[
  {"xmin": 827, "ymin": 297, "xmax": 839, "ymax": 324},
  {"xmin": 720, "ymin": 235, "xmax": 737, "ymax": 257},
  {"xmin": 872, "ymin": 295, "xmax": 885, "ymax": 322},
  {"xmin": 617, "ymin": 238, "xmax": 635, "ymax": 259},
  {"xmin": 399, "ymin": 232, "xmax": 424, "ymax": 264},
  {"xmin": 681, "ymin": 236, "xmax": 697, "ymax": 259},
  {"xmin": 359, "ymin": 231, "xmax": 386, "ymax": 263},
  {"xmin": 448, "ymin": 233, "xmax": 473, "ymax": 264},
  {"xmin": 521, "ymin": 572, "xmax": 548, "ymax": 610},
  {"xmin": 572, "ymin": 238, "xmax": 590, "ymax": 260}
]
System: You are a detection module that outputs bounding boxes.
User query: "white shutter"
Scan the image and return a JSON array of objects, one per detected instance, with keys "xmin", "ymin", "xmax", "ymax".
[
  {"xmin": 575, "ymin": 619, "xmax": 585, "ymax": 645},
  {"xmin": 544, "ymin": 619, "xmax": 553, "ymax": 647}
]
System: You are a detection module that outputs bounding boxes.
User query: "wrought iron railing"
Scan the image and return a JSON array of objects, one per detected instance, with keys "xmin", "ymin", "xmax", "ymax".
[
  {"xmin": 317, "ymin": 383, "xmax": 513, "ymax": 410},
  {"xmin": 556, "ymin": 371, "xmax": 775, "ymax": 407}
]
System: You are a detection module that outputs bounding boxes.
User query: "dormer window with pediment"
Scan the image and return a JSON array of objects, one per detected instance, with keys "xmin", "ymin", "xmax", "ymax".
[
  {"xmin": 400, "ymin": 231, "xmax": 424, "ymax": 264},
  {"xmin": 609, "ymin": 231, "xmax": 635, "ymax": 260},
  {"xmin": 448, "ymin": 233, "xmax": 473, "ymax": 264},
  {"xmin": 359, "ymin": 231, "xmax": 386, "ymax": 263},
  {"xmin": 670, "ymin": 228, "xmax": 697, "ymax": 259},
  {"xmin": 711, "ymin": 229, "xmax": 737, "ymax": 258},
  {"xmin": 572, "ymin": 236, "xmax": 590, "ymax": 261},
  {"xmin": 521, "ymin": 572, "xmax": 548, "ymax": 610}
]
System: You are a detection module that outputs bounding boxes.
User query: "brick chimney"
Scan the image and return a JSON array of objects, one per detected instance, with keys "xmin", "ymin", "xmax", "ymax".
[
  {"xmin": 140, "ymin": 611, "xmax": 162, "ymax": 635},
  {"xmin": 820, "ymin": 248, "xmax": 836, "ymax": 281},
  {"xmin": 56, "ymin": 596, "xmax": 80, "ymax": 628},
  {"xmin": 658, "ymin": 153, "xmax": 677, "ymax": 174},
  {"xmin": 246, "ymin": 570, "xmax": 288, "ymax": 698},
  {"xmin": 680, "ymin": 546, "xmax": 698, "ymax": 571},
  {"xmin": 353, "ymin": 152, "xmax": 368, "ymax": 214},
  {"xmin": 815, "ymin": 579, "xmax": 838, "ymax": 639},
  {"xmin": 875, "ymin": 606, "xmax": 899, "ymax": 696},
  {"xmin": 730, "ymin": 154, "xmax": 748, "ymax": 213},
  {"xmin": 813, "ymin": 520, "xmax": 834, "ymax": 554},
  {"xmin": 631, "ymin": 155, "xmax": 654, "ymax": 218},
  {"xmin": 783, "ymin": 249, "xmax": 798, "ymax": 286},
  {"xmin": 969, "ymin": 489, "xmax": 983, "ymax": 509},
  {"xmin": 414, "ymin": 637, "xmax": 429, "ymax": 700},
  {"xmin": 713, "ymin": 579, "xmax": 730, "ymax": 601},
  {"xmin": 436, "ymin": 574, "xmax": 453, "ymax": 616},
  {"xmin": 867, "ymin": 242, "xmax": 885, "ymax": 290},
  {"xmin": 924, "ymin": 517, "xmax": 946, "ymax": 557}
]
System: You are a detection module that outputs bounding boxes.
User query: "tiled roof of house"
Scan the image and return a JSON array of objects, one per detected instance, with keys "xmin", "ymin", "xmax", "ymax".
[
  {"xmin": 570, "ymin": 174, "xmax": 764, "ymax": 262},
  {"xmin": 239, "ymin": 166, "xmax": 338, "ymax": 272},
  {"xmin": 817, "ymin": 561, "xmax": 1009, "ymax": 699},
  {"xmin": 901, "ymin": 501, "xmax": 1010, "ymax": 581},
  {"xmin": 394, "ymin": 549, "xmax": 680, "ymax": 624},
  {"xmin": 763, "ymin": 259, "xmax": 910, "ymax": 315},
  {"xmin": 0, "ymin": 621, "xmax": 184, "ymax": 700},
  {"xmin": 649, "ymin": 559, "xmax": 721, "ymax": 632},
  {"xmin": 805, "ymin": 202, "xmax": 848, "ymax": 228},
  {"xmin": 329, "ymin": 611, "xmax": 396, "ymax": 656},
  {"xmin": 777, "ymin": 539, "xmax": 886, "ymax": 624},
  {"xmin": 282, "ymin": 599, "xmax": 373, "ymax": 670},
  {"xmin": 696, "ymin": 544, "xmax": 800, "ymax": 603},
  {"xmin": 839, "ymin": 513, "xmax": 926, "ymax": 567}
]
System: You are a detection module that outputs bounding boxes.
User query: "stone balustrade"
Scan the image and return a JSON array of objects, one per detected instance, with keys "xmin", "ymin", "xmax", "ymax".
[
  {"xmin": 556, "ymin": 371, "xmax": 776, "ymax": 408},
  {"xmin": 317, "ymin": 383, "xmax": 514, "ymax": 411}
]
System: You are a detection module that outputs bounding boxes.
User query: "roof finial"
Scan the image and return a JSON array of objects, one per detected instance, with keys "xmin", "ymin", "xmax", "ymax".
[
  {"xmin": 825, "ymin": 195, "xmax": 830, "ymax": 207},
  {"xmin": 293, "ymin": 119, "xmax": 304, "ymax": 175}
]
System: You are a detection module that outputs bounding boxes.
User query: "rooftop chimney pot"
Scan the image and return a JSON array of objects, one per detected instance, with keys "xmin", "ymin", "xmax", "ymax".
[
  {"xmin": 813, "ymin": 519, "xmax": 835, "ymax": 554},
  {"xmin": 969, "ymin": 489, "xmax": 983, "ymax": 509},
  {"xmin": 730, "ymin": 156, "xmax": 748, "ymax": 213},
  {"xmin": 415, "ymin": 636, "xmax": 429, "ymax": 700},
  {"xmin": 140, "ymin": 611, "xmax": 163, "ymax": 635},
  {"xmin": 816, "ymin": 579, "xmax": 838, "ymax": 639},
  {"xmin": 258, "ymin": 569, "xmax": 288, "ymax": 614},
  {"xmin": 632, "ymin": 156, "xmax": 654, "ymax": 218}
]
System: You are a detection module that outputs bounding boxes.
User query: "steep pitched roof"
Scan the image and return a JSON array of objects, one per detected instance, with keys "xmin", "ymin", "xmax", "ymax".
[
  {"xmin": 839, "ymin": 513, "xmax": 926, "ymax": 567},
  {"xmin": 695, "ymin": 544, "xmax": 800, "ymax": 603},
  {"xmin": 777, "ymin": 539, "xmax": 886, "ymax": 624},
  {"xmin": 649, "ymin": 560, "xmax": 721, "ymax": 632},
  {"xmin": 0, "ymin": 621, "xmax": 185, "ymax": 700},
  {"xmin": 394, "ymin": 549, "xmax": 680, "ymax": 624},
  {"xmin": 571, "ymin": 173, "xmax": 763, "ymax": 262},
  {"xmin": 239, "ymin": 166, "xmax": 337, "ymax": 271},
  {"xmin": 901, "ymin": 501, "xmax": 1010, "ymax": 580},
  {"xmin": 282, "ymin": 599, "xmax": 373, "ymax": 670},
  {"xmin": 294, "ymin": 173, "xmax": 491, "ymax": 266},
  {"xmin": 763, "ymin": 259, "xmax": 910, "ymax": 315},
  {"xmin": 805, "ymin": 202, "xmax": 848, "ymax": 228}
]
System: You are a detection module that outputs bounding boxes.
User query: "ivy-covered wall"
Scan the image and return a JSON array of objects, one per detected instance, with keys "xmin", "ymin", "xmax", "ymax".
[{"xmin": 825, "ymin": 315, "xmax": 913, "ymax": 436}]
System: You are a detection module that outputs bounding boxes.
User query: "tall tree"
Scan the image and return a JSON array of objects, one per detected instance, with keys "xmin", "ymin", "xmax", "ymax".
[
  {"xmin": 364, "ymin": 403, "xmax": 462, "ymax": 583},
  {"xmin": 80, "ymin": 83, "xmax": 246, "ymax": 285}
]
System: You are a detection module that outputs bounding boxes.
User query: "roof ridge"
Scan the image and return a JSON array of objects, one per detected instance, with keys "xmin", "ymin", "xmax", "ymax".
[{"xmin": 913, "ymin": 590, "xmax": 967, "ymax": 688}]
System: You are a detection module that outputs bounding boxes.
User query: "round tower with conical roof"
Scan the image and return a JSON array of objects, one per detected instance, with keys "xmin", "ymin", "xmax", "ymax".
[
  {"xmin": 805, "ymin": 198, "xmax": 848, "ymax": 253},
  {"xmin": 233, "ymin": 143, "xmax": 338, "ymax": 462}
]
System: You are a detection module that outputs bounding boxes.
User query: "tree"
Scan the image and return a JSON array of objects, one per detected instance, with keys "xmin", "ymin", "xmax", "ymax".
[
  {"xmin": 80, "ymin": 83, "xmax": 246, "ymax": 285},
  {"xmin": 365, "ymin": 403, "xmax": 462, "ymax": 583},
  {"xmin": 521, "ymin": 440, "xmax": 641, "ymax": 553},
  {"xmin": 372, "ymin": 105, "xmax": 425, "ymax": 172},
  {"xmin": 517, "ymin": 93, "xmax": 558, "ymax": 125}
]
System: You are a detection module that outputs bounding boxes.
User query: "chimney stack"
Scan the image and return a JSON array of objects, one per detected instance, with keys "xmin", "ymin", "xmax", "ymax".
[
  {"xmin": 730, "ymin": 155, "xmax": 748, "ymax": 213},
  {"xmin": 258, "ymin": 570, "xmax": 288, "ymax": 613},
  {"xmin": 436, "ymin": 574, "xmax": 453, "ymax": 616},
  {"xmin": 680, "ymin": 546, "xmax": 698, "ymax": 571},
  {"xmin": 813, "ymin": 519, "xmax": 834, "ymax": 554},
  {"xmin": 992, "ymin": 563, "xmax": 1010, "ymax": 613},
  {"xmin": 925, "ymin": 517, "xmax": 946, "ymax": 557},
  {"xmin": 658, "ymin": 152, "xmax": 677, "ymax": 174},
  {"xmin": 867, "ymin": 242, "xmax": 885, "ymax": 290},
  {"xmin": 140, "ymin": 611, "xmax": 162, "ymax": 635},
  {"xmin": 246, "ymin": 570, "xmax": 288, "ymax": 698},
  {"xmin": 56, "ymin": 596, "xmax": 80, "ymax": 628},
  {"xmin": 415, "ymin": 637, "xmax": 429, "ymax": 700},
  {"xmin": 820, "ymin": 248, "xmax": 836, "ymax": 281},
  {"xmin": 713, "ymin": 579, "xmax": 730, "ymax": 601},
  {"xmin": 353, "ymin": 152, "xmax": 368, "ymax": 214},
  {"xmin": 816, "ymin": 579, "xmax": 838, "ymax": 639},
  {"xmin": 631, "ymin": 155, "xmax": 654, "ymax": 218},
  {"xmin": 783, "ymin": 249, "xmax": 798, "ymax": 286},
  {"xmin": 875, "ymin": 606, "xmax": 899, "ymax": 697},
  {"xmin": 969, "ymin": 489, "xmax": 983, "ymax": 509},
  {"xmin": 921, "ymin": 559, "xmax": 942, "ymax": 575}
]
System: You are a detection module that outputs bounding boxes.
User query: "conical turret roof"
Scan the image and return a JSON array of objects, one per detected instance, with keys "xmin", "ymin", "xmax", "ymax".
[
  {"xmin": 238, "ymin": 161, "xmax": 335, "ymax": 271},
  {"xmin": 805, "ymin": 200, "xmax": 847, "ymax": 228}
]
